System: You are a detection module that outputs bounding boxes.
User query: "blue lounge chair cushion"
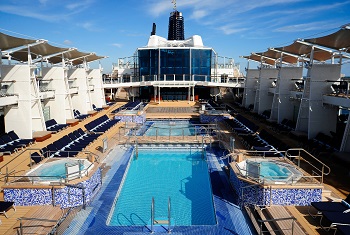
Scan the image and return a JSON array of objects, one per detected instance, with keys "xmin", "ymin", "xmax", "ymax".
[
  {"xmin": 341, "ymin": 200, "xmax": 350, "ymax": 209},
  {"xmin": 345, "ymin": 193, "xmax": 350, "ymax": 204},
  {"xmin": 337, "ymin": 225, "xmax": 350, "ymax": 235},
  {"xmin": 311, "ymin": 201, "xmax": 349, "ymax": 212},
  {"xmin": 321, "ymin": 211, "xmax": 350, "ymax": 227},
  {"xmin": 0, "ymin": 201, "xmax": 16, "ymax": 218}
]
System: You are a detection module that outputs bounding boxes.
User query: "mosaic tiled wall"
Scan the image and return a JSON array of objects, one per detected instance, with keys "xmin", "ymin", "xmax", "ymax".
[
  {"xmin": 4, "ymin": 168, "xmax": 102, "ymax": 208},
  {"xmin": 114, "ymin": 113, "xmax": 146, "ymax": 124},
  {"xmin": 229, "ymin": 168, "xmax": 322, "ymax": 206},
  {"xmin": 200, "ymin": 114, "xmax": 225, "ymax": 123}
]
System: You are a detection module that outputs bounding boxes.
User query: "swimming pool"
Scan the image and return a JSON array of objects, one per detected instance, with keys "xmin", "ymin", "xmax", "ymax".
[
  {"xmin": 237, "ymin": 159, "xmax": 303, "ymax": 184},
  {"xmin": 26, "ymin": 158, "xmax": 93, "ymax": 182},
  {"xmin": 138, "ymin": 120, "xmax": 212, "ymax": 136},
  {"xmin": 107, "ymin": 147, "xmax": 216, "ymax": 226}
]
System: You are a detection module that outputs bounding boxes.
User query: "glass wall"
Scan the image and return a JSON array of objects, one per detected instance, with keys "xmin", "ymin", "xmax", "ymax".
[
  {"xmin": 138, "ymin": 48, "xmax": 212, "ymax": 82},
  {"xmin": 191, "ymin": 49, "xmax": 211, "ymax": 81}
]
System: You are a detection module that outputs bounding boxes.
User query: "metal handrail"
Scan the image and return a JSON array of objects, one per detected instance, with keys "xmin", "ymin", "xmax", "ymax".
[
  {"xmin": 234, "ymin": 161, "xmax": 322, "ymax": 185},
  {"xmin": 168, "ymin": 197, "xmax": 172, "ymax": 234},
  {"xmin": 150, "ymin": 197, "xmax": 172, "ymax": 234},
  {"xmin": 285, "ymin": 148, "xmax": 331, "ymax": 184},
  {"xmin": 151, "ymin": 197, "xmax": 155, "ymax": 234},
  {"xmin": 0, "ymin": 148, "xmax": 101, "ymax": 174},
  {"xmin": 2, "ymin": 164, "xmax": 92, "ymax": 184},
  {"xmin": 0, "ymin": 149, "xmax": 100, "ymax": 184},
  {"xmin": 257, "ymin": 216, "xmax": 296, "ymax": 235},
  {"xmin": 18, "ymin": 217, "xmax": 58, "ymax": 235}
]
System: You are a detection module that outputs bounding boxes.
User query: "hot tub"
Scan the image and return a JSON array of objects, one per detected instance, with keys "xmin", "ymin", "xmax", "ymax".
[
  {"xmin": 26, "ymin": 158, "xmax": 93, "ymax": 183},
  {"xmin": 236, "ymin": 158, "xmax": 303, "ymax": 184}
]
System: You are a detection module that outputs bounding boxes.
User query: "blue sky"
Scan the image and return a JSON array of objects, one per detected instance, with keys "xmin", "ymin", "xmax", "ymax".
[{"xmin": 0, "ymin": 0, "xmax": 350, "ymax": 75}]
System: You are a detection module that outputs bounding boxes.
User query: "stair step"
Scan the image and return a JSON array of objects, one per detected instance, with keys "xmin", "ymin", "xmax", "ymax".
[{"xmin": 154, "ymin": 219, "xmax": 169, "ymax": 225}]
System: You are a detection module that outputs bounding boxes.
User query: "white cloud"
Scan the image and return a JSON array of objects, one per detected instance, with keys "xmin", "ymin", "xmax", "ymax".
[
  {"xmin": 190, "ymin": 10, "xmax": 208, "ymax": 20},
  {"xmin": 0, "ymin": 0, "xmax": 95, "ymax": 22},
  {"xmin": 219, "ymin": 24, "xmax": 249, "ymax": 35},
  {"xmin": 112, "ymin": 43, "xmax": 122, "ymax": 48},
  {"xmin": 146, "ymin": 0, "xmax": 348, "ymax": 37},
  {"xmin": 76, "ymin": 22, "xmax": 101, "ymax": 32},
  {"xmin": 0, "ymin": 4, "xmax": 66, "ymax": 22},
  {"xmin": 39, "ymin": 0, "xmax": 49, "ymax": 5},
  {"xmin": 274, "ymin": 21, "xmax": 341, "ymax": 33},
  {"xmin": 63, "ymin": 39, "xmax": 73, "ymax": 45},
  {"xmin": 66, "ymin": 0, "xmax": 94, "ymax": 11}
]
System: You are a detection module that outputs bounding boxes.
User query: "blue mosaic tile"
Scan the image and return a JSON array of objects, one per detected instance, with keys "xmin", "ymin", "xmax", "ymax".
[
  {"xmin": 114, "ymin": 113, "xmax": 146, "ymax": 124},
  {"xmin": 229, "ymin": 168, "xmax": 322, "ymax": 206},
  {"xmin": 3, "ymin": 168, "xmax": 102, "ymax": 208},
  {"xmin": 200, "ymin": 114, "xmax": 225, "ymax": 123}
]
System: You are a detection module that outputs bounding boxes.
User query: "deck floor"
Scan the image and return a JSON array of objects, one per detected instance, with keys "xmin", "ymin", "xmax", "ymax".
[{"xmin": 0, "ymin": 100, "xmax": 347, "ymax": 235}]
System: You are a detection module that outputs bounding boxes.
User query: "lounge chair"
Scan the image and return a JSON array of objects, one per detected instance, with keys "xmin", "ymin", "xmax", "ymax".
[
  {"xmin": 0, "ymin": 201, "xmax": 16, "ymax": 218},
  {"xmin": 336, "ymin": 225, "xmax": 350, "ymax": 235},
  {"xmin": 320, "ymin": 211, "xmax": 350, "ymax": 231},
  {"xmin": 92, "ymin": 104, "xmax": 103, "ymax": 112},
  {"xmin": 309, "ymin": 194, "xmax": 350, "ymax": 218}
]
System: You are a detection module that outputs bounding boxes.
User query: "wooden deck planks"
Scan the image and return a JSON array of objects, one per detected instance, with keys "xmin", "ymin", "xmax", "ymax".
[
  {"xmin": 266, "ymin": 206, "xmax": 306, "ymax": 235},
  {"xmin": 4, "ymin": 206, "xmax": 66, "ymax": 235}
]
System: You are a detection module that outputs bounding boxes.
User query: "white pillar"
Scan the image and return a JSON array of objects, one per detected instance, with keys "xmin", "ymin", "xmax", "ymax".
[
  {"xmin": 158, "ymin": 86, "xmax": 161, "ymax": 104},
  {"xmin": 192, "ymin": 86, "xmax": 195, "ymax": 101},
  {"xmin": 188, "ymin": 86, "xmax": 190, "ymax": 104},
  {"xmin": 154, "ymin": 86, "xmax": 156, "ymax": 102}
]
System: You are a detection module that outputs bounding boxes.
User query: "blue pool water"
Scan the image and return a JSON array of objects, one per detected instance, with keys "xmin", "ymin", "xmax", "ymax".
[
  {"xmin": 144, "ymin": 121, "xmax": 196, "ymax": 136},
  {"xmin": 259, "ymin": 162, "xmax": 292, "ymax": 179},
  {"xmin": 107, "ymin": 147, "xmax": 216, "ymax": 226},
  {"xmin": 27, "ymin": 159, "xmax": 88, "ymax": 181},
  {"xmin": 243, "ymin": 159, "xmax": 302, "ymax": 183},
  {"xmin": 138, "ymin": 120, "xmax": 212, "ymax": 137}
]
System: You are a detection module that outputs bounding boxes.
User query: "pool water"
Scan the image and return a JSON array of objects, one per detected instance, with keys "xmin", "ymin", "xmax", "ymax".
[
  {"xmin": 27, "ymin": 159, "xmax": 88, "ymax": 181},
  {"xmin": 138, "ymin": 120, "xmax": 212, "ymax": 137},
  {"xmin": 259, "ymin": 162, "xmax": 292, "ymax": 179},
  {"xmin": 107, "ymin": 147, "xmax": 216, "ymax": 226},
  {"xmin": 242, "ymin": 159, "xmax": 303, "ymax": 183},
  {"xmin": 144, "ymin": 121, "xmax": 196, "ymax": 136}
]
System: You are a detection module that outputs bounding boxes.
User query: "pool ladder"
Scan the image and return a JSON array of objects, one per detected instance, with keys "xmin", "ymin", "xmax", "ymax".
[{"xmin": 150, "ymin": 197, "xmax": 172, "ymax": 234}]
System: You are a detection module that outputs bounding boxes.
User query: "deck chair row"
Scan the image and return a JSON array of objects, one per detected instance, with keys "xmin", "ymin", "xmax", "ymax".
[
  {"xmin": 45, "ymin": 119, "xmax": 69, "ymax": 132},
  {"xmin": 31, "ymin": 128, "xmax": 100, "ymax": 163},
  {"xmin": 309, "ymin": 193, "xmax": 350, "ymax": 235},
  {"xmin": 92, "ymin": 104, "xmax": 104, "ymax": 112},
  {"xmin": 111, "ymin": 101, "xmax": 142, "ymax": 113},
  {"xmin": 73, "ymin": 109, "xmax": 89, "ymax": 120},
  {"xmin": 84, "ymin": 115, "xmax": 120, "ymax": 133},
  {"xmin": 224, "ymin": 114, "xmax": 259, "ymax": 136},
  {"xmin": 0, "ymin": 131, "xmax": 34, "ymax": 154}
]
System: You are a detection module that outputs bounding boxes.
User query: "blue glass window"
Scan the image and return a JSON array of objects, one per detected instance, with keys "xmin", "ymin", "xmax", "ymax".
[{"xmin": 138, "ymin": 48, "xmax": 211, "ymax": 81}]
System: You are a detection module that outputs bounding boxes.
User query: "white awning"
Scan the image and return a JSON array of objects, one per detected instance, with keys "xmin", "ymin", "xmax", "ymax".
[
  {"xmin": 304, "ymin": 26, "xmax": 350, "ymax": 51},
  {"xmin": 0, "ymin": 32, "xmax": 37, "ymax": 51},
  {"xmin": 1, "ymin": 31, "xmax": 107, "ymax": 65}
]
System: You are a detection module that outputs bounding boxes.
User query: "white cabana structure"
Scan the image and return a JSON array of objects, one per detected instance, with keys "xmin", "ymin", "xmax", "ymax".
[
  {"xmin": 0, "ymin": 32, "xmax": 107, "ymax": 138},
  {"xmin": 241, "ymin": 24, "xmax": 350, "ymax": 152}
]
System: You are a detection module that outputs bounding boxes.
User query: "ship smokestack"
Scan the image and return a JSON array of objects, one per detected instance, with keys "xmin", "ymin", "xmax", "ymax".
[
  {"xmin": 151, "ymin": 23, "xmax": 156, "ymax": 36},
  {"xmin": 167, "ymin": 10, "xmax": 184, "ymax": 40}
]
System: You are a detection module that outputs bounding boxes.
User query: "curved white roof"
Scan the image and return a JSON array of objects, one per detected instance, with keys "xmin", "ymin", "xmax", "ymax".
[{"xmin": 143, "ymin": 35, "xmax": 208, "ymax": 48}]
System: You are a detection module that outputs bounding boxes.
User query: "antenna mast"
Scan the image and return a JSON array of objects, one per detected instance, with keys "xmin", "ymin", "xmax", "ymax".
[{"xmin": 171, "ymin": 0, "xmax": 176, "ymax": 11}]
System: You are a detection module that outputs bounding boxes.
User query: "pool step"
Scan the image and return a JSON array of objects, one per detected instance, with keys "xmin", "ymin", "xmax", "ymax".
[{"xmin": 154, "ymin": 219, "xmax": 169, "ymax": 225}]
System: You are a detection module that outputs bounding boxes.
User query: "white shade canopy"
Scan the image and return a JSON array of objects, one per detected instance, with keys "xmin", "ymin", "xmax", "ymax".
[{"xmin": 0, "ymin": 31, "xmax": 106, "ymax": 65}]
